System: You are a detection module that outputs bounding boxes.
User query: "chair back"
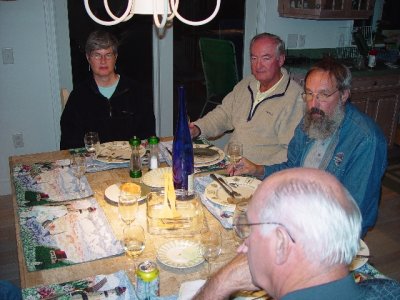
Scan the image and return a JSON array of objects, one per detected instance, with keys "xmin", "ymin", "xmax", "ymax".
[
  {"xmin": 199, "ymin": 38, "xmax": 239, "ymax": 104},
  {"xmin": 60, "ymin": 88, "xmax": 70, "ymax": 110}
]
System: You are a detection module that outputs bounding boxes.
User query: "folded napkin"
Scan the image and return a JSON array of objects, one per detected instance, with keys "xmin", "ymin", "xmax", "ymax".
[
  {"xmin": 195, "ymin": 176, "xmax": 235, "ymax": 229},
  {"xmin": 178, "ymin": 280, "xmax": 206, "ymax": 300}
]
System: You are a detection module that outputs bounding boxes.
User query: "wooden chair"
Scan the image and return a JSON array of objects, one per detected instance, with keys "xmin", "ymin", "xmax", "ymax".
[
  {"xmin": 198, "ymin": 38, "xmax": 239, "ymax": 118},
  {"xmin": 60, "ymin": 88, "xmax": 70, "ymax": 110}
]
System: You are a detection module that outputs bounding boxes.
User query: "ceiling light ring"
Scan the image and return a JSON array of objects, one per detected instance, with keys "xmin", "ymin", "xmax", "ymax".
[
  {"xmin": 170, "ymin": 0, "xmax": 221, "ymax": 26},
  {"xmin": 104, "ymin": 0, "xmax": 135, "ymax": 22},
  {"xmin": 84, "ymin": 0, "xmax": 133, "ymax": 26}
]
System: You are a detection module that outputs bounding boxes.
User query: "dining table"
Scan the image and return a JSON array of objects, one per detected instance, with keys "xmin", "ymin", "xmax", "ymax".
[
  {"xmin": 9, "ymin": 143, "xmax": 240, "ymax": 298},
  {"xmin": 9, "ymin": 140, "xmax": 387, "ymax": 299}
]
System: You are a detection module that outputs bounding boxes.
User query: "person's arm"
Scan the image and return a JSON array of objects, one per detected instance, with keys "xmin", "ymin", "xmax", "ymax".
[{"xmin": 193, "ymin": 254, "xmax": 259, "ymax": 300}]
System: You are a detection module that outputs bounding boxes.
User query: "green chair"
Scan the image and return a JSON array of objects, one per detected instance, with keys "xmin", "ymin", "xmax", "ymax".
[{"xmin": 198, "ymin": 38, "xmax": 239, "ymax": 118}]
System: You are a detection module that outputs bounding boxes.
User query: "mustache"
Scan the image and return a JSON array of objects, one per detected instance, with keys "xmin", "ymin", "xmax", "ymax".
[{"xmin": 309, "ymin": 107, "xmax": 325, "ymax": 117}]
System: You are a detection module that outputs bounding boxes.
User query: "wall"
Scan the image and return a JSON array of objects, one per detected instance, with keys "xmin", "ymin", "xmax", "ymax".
[
  {"xmin": 0, "ymin": 1, "xmax": 71, "ymax": 195},
  {"xmin": 243, "ymin": 0, "xmax": 354, "ymax": 76}
]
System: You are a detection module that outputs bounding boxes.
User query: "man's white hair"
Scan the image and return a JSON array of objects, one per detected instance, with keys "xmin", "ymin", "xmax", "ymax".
[{"xmin": 259, "ymin": 178, "xmax": 362, "ymax": 265}]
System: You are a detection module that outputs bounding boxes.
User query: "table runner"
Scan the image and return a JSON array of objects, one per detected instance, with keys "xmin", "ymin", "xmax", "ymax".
[{"xmin": 13, "ymin": 161, "xmax": 124, "ymax": 272}]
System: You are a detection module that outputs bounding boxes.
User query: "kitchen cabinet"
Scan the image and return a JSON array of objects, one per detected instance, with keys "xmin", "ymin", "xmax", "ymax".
[
  {"xmin": 350, "ymin": 74, "xmax": 400, "ymax": 148},
  {"xmin": 278, "ymin": 0, "xmax": 375, "ymax": 19}
]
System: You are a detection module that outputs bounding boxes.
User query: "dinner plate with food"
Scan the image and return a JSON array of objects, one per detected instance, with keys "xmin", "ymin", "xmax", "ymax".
[
  {"xmin": 96, "ymin": 141, "xmax": 146, "ymax": 164},
  {"xmin": 204, "ymin": 176, "xmax": 261, "ymax": 206},
  {"xmin": 193, "ymin": 144, "xmax": 225, "ymax": 168},
  {"xmin": 104, "ymin": 182, "xmax": 150, "ymax": 204}
]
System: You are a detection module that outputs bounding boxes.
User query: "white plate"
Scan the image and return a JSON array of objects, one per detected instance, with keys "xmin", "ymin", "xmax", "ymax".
[
  {"xmin": 104, "ymin": 183, "xmax": 150, "ymax": 203},
  {"xmin": 193, "ymin": 144, "xmax": 225, "ymax": 167},
  {"xmin": 204, "ymin": 176, "xmax": 261, "ymax": 206},
  {"xmin": 96, "ymin": 141, "xmax": 145, "ymax": 164},
  {"xmin": 349, "ymin": 239, "xmax": 370, "ymax": 271},
  {"xmin": 142, "ymin": 167, "xmax": 172, "ymax": 188},
  {"xmin": 157, "ymin": 240, "xmax": 204, "ymax": 269}
]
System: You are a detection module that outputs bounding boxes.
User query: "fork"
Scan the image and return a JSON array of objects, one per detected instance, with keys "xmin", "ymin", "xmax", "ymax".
[{"xmin": 42, "ymin": 276, "xmax": 107, "ymax": 300}]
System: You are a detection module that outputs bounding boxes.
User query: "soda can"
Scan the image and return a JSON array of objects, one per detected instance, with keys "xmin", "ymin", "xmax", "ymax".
[{"xmin": 136, "ymin": 260, "xmax": 160, "ymax": 300}]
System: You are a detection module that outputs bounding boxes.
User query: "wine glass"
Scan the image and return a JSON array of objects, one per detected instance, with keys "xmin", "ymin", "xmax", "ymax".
[
  {"xmin": 227, "ymin": 142, "xmax": 243, "ymax": 173},
  {"xmin": 84, "ymin": 132, "xmax": 100, "ymax": 171},
  {"xmin": 200, "ymin": 229, "xmax": 222, "ymax": 277},
  {"xmin": 232, "ymin": 202, "xmax": 248, "ymax": 246},
  {"xmin": 123, "ymin": 224, "xmax": 145, "ymax": 258},
  {"xmin": 70, "ymin": 154, "xmax": 86, "ymax": 195},
  {"xmin": 118, "ymin": 191, "xmax": 139, "ymax": 226}
]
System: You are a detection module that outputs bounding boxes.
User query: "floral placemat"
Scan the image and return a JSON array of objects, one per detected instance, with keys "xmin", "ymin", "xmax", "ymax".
[
  {"xmin": 22, "ymin": 270, "xmax": 136, "ymax": 299},
  {"xmin": 19, "ymin": 197, "xmax": 124, "ymax": 271},
  {"xmin": 13, "ymin": 161, "xmax": 93, "ymax": 204}
]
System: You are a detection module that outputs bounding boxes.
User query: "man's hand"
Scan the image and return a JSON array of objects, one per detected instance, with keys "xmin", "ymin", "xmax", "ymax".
[
  {"xmin": 193, "ymin": 254, "xmax": 259, "ymax": 300},
  {"xmin": 226, "ymin": 157, "xmax": 265, "ymax": 178},
  {"xmin": 189, "ymin": 122, "xmax": 201, "ymax": 139}
]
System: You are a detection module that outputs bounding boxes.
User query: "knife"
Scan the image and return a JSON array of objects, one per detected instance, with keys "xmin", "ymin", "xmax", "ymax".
[{"xmin": 210, "ymin": 174, "xmax": 241, "ymax": 198}]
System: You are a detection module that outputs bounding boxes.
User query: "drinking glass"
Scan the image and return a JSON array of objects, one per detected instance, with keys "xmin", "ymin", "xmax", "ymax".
[
  {"xmin": 70, "ymin": 154, "xmax": 86, "ymax": 195},
  {"xmin": 123, "ymin": 224, "xmax": 145, "ymax": 258},
  {"xmin": 232, "ymin": 202, "xmax": 248, "ymax": 246},
  {"xmin": 84, "ymin": 132, "xmax": 100, "ymax": 170},
  {"xmin": 200, "ymin": 229, "xmax": 222, "ymax": 277},
  {"xmin": 227, "ymin": 142, "xmax": 243, "ymax": 173},
  {"xmin": 118, "ymin": 191, "xmax": 139, "ymax": 226}
]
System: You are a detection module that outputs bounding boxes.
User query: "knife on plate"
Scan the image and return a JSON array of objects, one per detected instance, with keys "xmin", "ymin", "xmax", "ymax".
[{"xmin": 210, "ymin": 174, "xmax": 242, "ymax": 198}]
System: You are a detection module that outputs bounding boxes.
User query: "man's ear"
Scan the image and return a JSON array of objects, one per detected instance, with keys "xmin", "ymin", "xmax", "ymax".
[
  {"xmin": 274, "ymin": 227, "xmax": 291, "ymax": 265},
  {"xmin": 341, "ymin": 89, "xmax": 350, "ymax": 104}
]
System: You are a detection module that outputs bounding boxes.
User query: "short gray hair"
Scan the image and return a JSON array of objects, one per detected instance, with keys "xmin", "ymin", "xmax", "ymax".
[
  {"xmin": 304, "ymin": 57, "xmax": 352, "ymax": 92},
  {"xmin": 250, "ymin": 33, "xmax": 285, "ymax": 57},
  {"xmin": 85, "ymin": 30, "xmax": 119, "ymax": 55},
  {"xmin": 259, "ymin": 178, "xmax": 361, "ymax": 266}
]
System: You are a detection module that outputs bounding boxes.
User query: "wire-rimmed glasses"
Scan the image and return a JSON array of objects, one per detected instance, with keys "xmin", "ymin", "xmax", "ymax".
[
  {"xmin": 301, "ymin": 89, "xmax": 339, "ymax": 104},
  {"xmin": 233, "ymin": 213, "xmax": 296, "ymax": 243}
]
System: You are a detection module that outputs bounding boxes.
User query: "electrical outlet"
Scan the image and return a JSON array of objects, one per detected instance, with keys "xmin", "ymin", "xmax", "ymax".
[
  {"xmin": 12, "ymin": 133, "xmax": 24, "ymax": 148},
  {"xmin": 298, "ymin": 35, "xmax": 306, "ymax": 48},
  {"xmin": 2, "ymin": 48, "xmax": 14, "ymax": 64},
  {"xmin": 287, "ymin": 34, "xmax": 298, "ymax": 49}
]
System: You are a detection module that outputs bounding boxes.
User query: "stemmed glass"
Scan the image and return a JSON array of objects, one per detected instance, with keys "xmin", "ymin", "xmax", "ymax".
[
  {"xmin": 123, "ymin": 225, "xmax": 145, "ymax": 258},
  {"xmin": 84, "ymin": 132, "xmax": 100, "ymax": 171},
  {"xmin": 227, "ymin": 142, "xmax": 243, "ymax": 174},
  {"xmin": 70, "ymin": 154, "xmax": 86, "ymax": 195},
  {"xmin": 232, "ymin": 202, "xmax": 248, "ymax": 246},
  {"xmin": 118, "ymin": 191, "xmax": 139, "ymax": 226},
  {"xmin": 200, "ymin": 229, "xmax": 222, "ymax": 277}
]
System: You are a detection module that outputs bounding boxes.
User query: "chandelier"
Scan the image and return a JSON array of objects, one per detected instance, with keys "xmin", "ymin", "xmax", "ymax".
[{"xmin": 84, "ymin": 0, "xmax": 221, "ymax": 29}]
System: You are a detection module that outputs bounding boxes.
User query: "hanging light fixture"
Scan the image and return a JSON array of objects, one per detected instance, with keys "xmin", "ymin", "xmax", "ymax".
[{"xmin": 84, "ymin": 0, "xmax": 221, "ymax": 29}]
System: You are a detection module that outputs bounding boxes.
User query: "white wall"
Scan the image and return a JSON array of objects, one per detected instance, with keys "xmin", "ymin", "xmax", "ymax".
[
  {"xmin": 0, "ymin": 0, "xmax": 71, "ymax": 195},
  {"xmin": 243, "ymin": 0, "xmax": 354, "ymax": 76}
]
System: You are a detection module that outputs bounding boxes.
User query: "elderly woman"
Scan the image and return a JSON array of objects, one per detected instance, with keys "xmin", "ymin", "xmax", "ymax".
[{"xmin": 60, "ymin": 30, "xmax": 155, "ymax": 149}]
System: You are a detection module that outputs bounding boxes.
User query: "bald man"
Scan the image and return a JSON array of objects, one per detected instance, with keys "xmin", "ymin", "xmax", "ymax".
[{"xmin": 194, "ymin": 168, "xmax": 399, "ymax": 300}]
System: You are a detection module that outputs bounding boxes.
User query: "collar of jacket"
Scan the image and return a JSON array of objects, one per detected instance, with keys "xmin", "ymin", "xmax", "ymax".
[
  {"xmin": 88, "ymin": 75, "xmax": 130, "ymax": 99},
  {"xmin": 246, "ymin": 68, "xmax": 291, "ymax": 121}
]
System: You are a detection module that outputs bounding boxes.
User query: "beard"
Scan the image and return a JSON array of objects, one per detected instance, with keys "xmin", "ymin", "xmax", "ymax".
[{"xmin": 303, "ymin": 102, "xmax": 345, "ymax": 140}]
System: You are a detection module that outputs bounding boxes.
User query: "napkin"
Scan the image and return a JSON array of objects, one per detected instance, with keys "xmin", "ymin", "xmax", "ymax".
[
  {"xmin": 195, "ymin": 176, "xmax": 235, "ymax": 229},
  {"xmin": 178, "ymin": 280, "xmax": 206, "ymax": 300}
]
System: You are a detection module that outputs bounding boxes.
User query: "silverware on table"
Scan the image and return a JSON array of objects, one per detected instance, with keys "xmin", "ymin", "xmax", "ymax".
[
  {"xmin": 42, "ymin": 276, "xmax": 108, "ymax": 300},
  {"xmin": 210, "ymin": 174, "xmax": 242, "ymax": 198}
]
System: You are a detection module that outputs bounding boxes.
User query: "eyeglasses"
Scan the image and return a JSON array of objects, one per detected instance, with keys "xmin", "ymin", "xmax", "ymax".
[
  {"xmin": 301, "ymin": 89, "xmax": 339, "ymax": 104},
  {"xmin": 233, "ymin": 214, "xmax": 296, "ymax": 243},
  {"xmin": 90, "ymin": 52, "xmax": 115, "ymax": 61}
]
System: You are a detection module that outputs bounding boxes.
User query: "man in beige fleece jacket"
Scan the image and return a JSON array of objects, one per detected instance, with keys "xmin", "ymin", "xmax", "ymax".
[{"xmin": 189, "ymin": 33, "xmax": 304, "ymax": 165}]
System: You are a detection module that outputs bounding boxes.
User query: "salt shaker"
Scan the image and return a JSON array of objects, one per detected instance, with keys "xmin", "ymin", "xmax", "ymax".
[{"xmin": 148, "ymin": 136, "xmax": 160, "ymax": 170}]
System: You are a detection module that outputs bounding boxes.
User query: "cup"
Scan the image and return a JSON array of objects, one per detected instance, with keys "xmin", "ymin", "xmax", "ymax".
[
  {"xmin": 123, "ymin": 224, "xmax": 145, "ymax": 258},
  {"xmin": 232, "ymin": 201, "xmax": 248, "ymax": 246}
]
